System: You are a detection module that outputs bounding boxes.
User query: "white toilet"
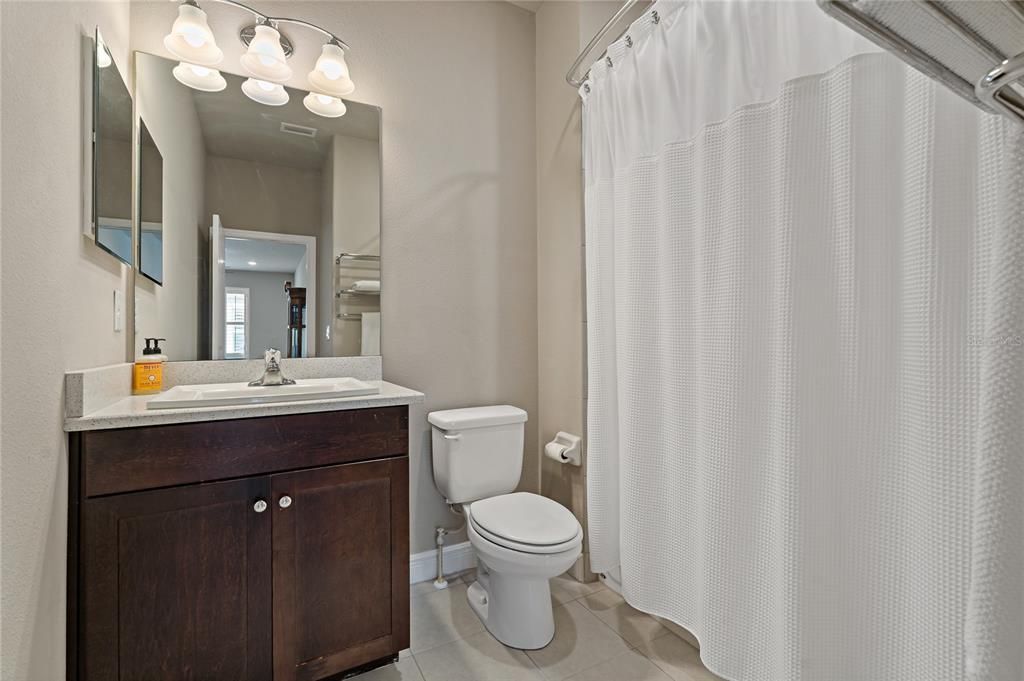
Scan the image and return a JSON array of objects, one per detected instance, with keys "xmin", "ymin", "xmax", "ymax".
[{"xmin": 428, "ymin": 405, "xmax": 582, "ymax": 650}]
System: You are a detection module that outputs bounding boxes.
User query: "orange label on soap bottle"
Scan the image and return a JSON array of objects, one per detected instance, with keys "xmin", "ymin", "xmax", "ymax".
[{"xmin": 132, "ymin": 362, "xmax": 163, "ymax": 395}]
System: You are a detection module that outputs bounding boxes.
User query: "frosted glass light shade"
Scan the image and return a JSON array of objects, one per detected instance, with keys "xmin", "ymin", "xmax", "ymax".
[
  {"xmin": 241, "ymin": 78, "xmax": 289, "ymax": 106},
  {"xmin": 172, "ymin": 62, "xmax": 226, "ymax": 92},
  {"xmin": 240, "ymin": 25, "xmax": 292, "ymax": 83},
  {"xmin": 307, "ymin": 43, "xmax": 355, "ymax": 97},
  {"xmin": 163, "ymin": 4, "xmax": 222, "ymax": 66},
  {"xmin": 303, "ymin": 92, "xmax": 347, "ymax": 118}
]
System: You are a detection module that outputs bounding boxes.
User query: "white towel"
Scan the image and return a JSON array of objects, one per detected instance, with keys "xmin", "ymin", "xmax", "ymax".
[
  {"xmin": 360, "ymin": 312, "xmax": 380, "ymax": 356},
  {"xmin": 352, "ymin": 279, "xmax": 380, "ymax": 293}
]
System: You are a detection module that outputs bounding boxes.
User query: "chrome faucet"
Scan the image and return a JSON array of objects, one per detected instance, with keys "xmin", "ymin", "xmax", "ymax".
[{"xmin": 249, "ymin": 348, "xmax": 296, "ymax": 387}]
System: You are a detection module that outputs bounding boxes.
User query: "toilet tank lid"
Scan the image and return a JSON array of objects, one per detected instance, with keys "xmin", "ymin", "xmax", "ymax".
[{"xmin": 427, "ymin": 405, "xmax": 528, "ymax": 430}]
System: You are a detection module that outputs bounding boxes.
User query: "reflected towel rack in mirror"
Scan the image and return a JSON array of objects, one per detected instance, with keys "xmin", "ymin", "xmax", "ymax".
[
  {"xmin": 336, "ymin": 288, "xmax": 380, "ymax": 297},
  {"xmin": 335, "ymin": 252, "xmax": 380, "ymax": 263},
  {"xmin": 337, "ymin": 313, "xmax": 363, "ymax": 321}
]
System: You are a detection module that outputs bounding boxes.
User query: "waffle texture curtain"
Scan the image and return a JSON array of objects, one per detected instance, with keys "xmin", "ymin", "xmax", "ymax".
[{"xmin": 582, "ymin": 2, "xmax": 1024, "ymax": 680}]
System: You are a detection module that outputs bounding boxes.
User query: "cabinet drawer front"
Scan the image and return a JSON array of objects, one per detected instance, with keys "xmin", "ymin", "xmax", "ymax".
[{"xmin": 82, "ymin": 407, "xmax": 409, "ymax": 497}]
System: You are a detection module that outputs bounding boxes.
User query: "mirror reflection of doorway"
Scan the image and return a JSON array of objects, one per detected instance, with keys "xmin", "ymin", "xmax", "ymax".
[{"xmin": 210, "ymin": 216, "xmax": 316, "ymax": 360}]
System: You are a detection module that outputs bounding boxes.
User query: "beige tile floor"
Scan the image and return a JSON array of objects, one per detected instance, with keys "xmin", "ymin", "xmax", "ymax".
[{"xmin": 356, "ymin": 573, "xmax": 724, "ymax": 681}]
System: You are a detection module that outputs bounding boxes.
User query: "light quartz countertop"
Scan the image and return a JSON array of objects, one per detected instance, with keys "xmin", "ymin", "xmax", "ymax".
[{"xmin": 64, "ymin": 380, "xmax": 424, "ymax": 432}]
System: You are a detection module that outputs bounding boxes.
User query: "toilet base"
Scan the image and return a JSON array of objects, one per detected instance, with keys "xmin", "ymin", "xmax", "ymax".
[
  {"xmin": 466, "ymin": 569, "xmax": 555, "ymax": 650},
  {"xmin": 462, "ymin": 502, "xmax": 582, "ymax": 651}
]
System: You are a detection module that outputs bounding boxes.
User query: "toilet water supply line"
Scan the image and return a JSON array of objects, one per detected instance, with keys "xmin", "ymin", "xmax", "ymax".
[{"xmin": 434, "ymin": 504, "xmax": 467, "ymax": 589}]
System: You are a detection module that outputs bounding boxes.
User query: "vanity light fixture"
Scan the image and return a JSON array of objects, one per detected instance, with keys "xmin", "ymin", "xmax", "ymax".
[
  {"xmin": 303, "ymin": 92, "xmax": 347, "ymax": 118},
  {"xmin": 240, "ymin": 22, "xmax": 292, "ymax": 83},
  {"xmin": 163, "ymin": 0, "xmax": 355, "ymax": 117},
  {"xmin": 307, "ymin": 42, "xmax": 355, "ymax": 97},
  {"xmin": 241, "ymin": 78, "xmax": 289, "ymax": 106},
  {"xmin": 163, "ymin": 1, "xmax": 223, "ymax": 66},
  {"xmin": 172, "ymin": 62, "xmax": 227, "ymax": 92}
]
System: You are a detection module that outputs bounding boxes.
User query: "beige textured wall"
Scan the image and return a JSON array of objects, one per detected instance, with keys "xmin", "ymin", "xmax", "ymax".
[
  {"xmin": 535, "ymin": 0, "xmax": 589, "ymax": 571},
  {"xmin": 0, "ymin": 3, "xmax": 131, "ymax": 679},
  {"xmin": 332, "ymin": 134, "xmax": 382, "ymax": 357},
  {"xmin": 130, "ymin": 0, "xmax": 539, "ymax": 553},
  {"xmin": 535, "ymin": 0, "xmax": 647, "ymax": 579},
  {"xmin": 204, "ymin": 155, "xmax": 323, "ymax": 237},
  {"xmin": 318, "ymin": 141, "xmax": 336, "ymax": 356}
]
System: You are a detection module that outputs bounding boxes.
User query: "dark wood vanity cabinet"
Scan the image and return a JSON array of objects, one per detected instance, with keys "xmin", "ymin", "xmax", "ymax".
[{"xmin": 69, "ymin": 407, "xmax": 410, "ymax": 681}]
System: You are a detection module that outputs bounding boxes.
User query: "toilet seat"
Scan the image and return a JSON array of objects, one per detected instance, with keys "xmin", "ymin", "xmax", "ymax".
[{"xmin": 468, "ymin": 492, "xmax": 582, "ymax": 555}]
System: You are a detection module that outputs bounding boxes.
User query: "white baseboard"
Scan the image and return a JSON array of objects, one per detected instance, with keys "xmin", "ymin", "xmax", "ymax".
[{"xmin": 409, "ymin": 540, "xmax": 476, "ymax": 584}]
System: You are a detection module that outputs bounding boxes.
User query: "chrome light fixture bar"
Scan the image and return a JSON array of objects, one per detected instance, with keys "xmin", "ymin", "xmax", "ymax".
[{"xmin": 163, "ymin": 0, "xmax": 355, "ymax": 117}]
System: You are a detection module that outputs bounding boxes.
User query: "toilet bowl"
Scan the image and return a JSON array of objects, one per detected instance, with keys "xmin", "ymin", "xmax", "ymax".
[
  {"xmin": 463, "ymin": 493, "xmax": 582, "ymax": 649},
  {"xmin": 427, "ymin": 406, "xmax": 583, "ymax": 650}
]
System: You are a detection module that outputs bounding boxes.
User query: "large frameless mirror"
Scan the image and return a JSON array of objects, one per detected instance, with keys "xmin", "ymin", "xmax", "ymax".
[
  {"xmin": 92, "ymin": 29, "xmax": 134, "ymax": 265},
  {"xmin": 133, "ymin": 51, "xmax": 381, "ymax": 361}
]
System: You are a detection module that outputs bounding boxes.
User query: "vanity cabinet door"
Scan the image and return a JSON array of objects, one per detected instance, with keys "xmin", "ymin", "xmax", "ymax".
[
  {"xmin": 80, "ymin": 477, "xmax": 273, "ymax": 681},
  {"xmin": 271, "ymin": 457, "xmax": 409, "ymax": 681}
]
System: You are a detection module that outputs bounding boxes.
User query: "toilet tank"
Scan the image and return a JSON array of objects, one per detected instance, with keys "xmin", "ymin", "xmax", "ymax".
[{"xmin": 428, "ymin": 405, "xmax": 528, "ymax": 504}]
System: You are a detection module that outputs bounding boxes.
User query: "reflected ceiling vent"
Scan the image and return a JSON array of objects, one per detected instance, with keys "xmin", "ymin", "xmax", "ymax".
[{"xmin": 279, "ymin": 122, "xmax": 318, "ymax": 138}]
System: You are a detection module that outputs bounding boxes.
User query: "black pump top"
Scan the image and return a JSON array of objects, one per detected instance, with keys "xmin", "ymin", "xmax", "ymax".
[{"xmin": 143, "ymin": 338, "xmax": 167, "ymax": 356}]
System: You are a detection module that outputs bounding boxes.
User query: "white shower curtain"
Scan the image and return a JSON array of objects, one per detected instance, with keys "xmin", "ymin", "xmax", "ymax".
[{"xmin": 583, "ymin": 2, "xmax": 1024, "ymax": 680}]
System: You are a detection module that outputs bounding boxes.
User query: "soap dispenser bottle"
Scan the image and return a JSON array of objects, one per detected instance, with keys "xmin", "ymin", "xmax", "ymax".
[{"xmin": 132, "ymin": 338, "xmax": 167, "ymax": 395}]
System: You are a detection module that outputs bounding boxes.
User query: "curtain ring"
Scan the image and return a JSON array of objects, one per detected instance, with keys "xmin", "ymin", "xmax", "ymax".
[
  {"xmin": 651, "ymin": 9, "xmax": 660, "ymax": 24},
  {"xmin": 625, "ymin": 35, "xmax": 633, "ymax": 48},
  {"xmin": 606, "ymin": 55, "xmax": 613, "ymax": 67},
  {"xmin": 583, "ymin": 82, "xmax": 591, "ymax": 94}
]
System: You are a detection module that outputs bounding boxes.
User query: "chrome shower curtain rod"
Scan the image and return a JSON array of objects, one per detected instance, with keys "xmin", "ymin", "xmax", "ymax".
[{"xmin": 565, "ymin": 0, "xmax": 652, "ymax": 88}]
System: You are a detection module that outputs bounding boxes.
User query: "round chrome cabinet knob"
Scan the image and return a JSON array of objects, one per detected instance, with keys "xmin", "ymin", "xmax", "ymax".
[
  {"xmin": 253, "ymin": 499, "xmax": 268, "ymax": 513},
  {"xmin": 279, "ymin": 495, "xmax": 293, "ymax": 509}
]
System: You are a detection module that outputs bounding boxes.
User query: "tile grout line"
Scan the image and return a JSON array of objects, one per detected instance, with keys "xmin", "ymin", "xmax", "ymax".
[
  {"xmin": 408, "ymin": 651, "xmax": 428, "ymax": 681},
  {"xmin": 522, "ymin": 600, "xmax": 634, "ymax": 681}
]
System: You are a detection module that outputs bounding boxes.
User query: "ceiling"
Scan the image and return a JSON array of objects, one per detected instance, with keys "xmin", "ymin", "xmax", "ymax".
[
  {"xmin": 224, "ymin": 237, "xmax": 308, "ymax": 273},
  {"xmin": 139, "ymin": 53, "xmax": 380, "ymax": 171}
]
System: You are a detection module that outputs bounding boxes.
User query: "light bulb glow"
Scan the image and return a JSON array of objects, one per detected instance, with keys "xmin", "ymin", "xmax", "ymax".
[
  {"xmin": 241, "ymin": 78, "xmax": 289, "ymax": 106},
  {"xmin": 321, "ymin": 62, "xmax": 343, "ymax": 80},
  {"xmin": 307, "ymin": 43, "xmax": 355, "ymax": 97},
  {"xmin": 163, "ymin": 3, "xmax": 222, "ymax": 66},
  {"xmin": 303, "ymin": 91, "xmax": 347, "ymax": 118},
  {"xmin": 172, "ymin": 61, "xmax": 226, "ymax": 92},
  {"xmin": 182, "ymin": 28, "xmax": 206, "ymax": 48},
  {"xmin": 240, "ymin": 24, "xmax": 291, "ymax": 83}
]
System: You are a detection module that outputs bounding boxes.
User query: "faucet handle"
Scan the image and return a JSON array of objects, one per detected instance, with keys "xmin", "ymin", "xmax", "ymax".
[{"xmin": 264, "ymin": 348, "xmax": 282, "ymax": 367}]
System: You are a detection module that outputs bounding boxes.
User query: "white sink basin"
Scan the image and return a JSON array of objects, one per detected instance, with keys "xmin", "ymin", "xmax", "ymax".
[{"xmin": 146, "ymin": 377, "xmax": 379, "ymax": 410}]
